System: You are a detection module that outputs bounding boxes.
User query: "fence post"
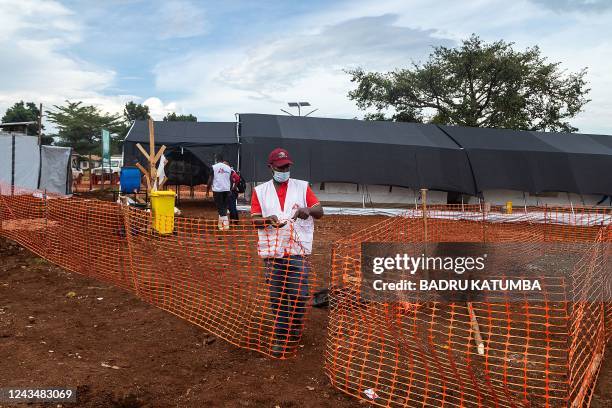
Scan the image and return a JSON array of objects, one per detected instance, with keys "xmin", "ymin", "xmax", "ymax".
[
  {"xmin": 421, "ymin": 188, "xmax": 428, "ymax": 243},
  {"xmin": 0, "ymin": 183, "xmax": 2, "ymax": 233},
  {"xmin": 121, "ymin": 205, "xmax": 140, "ymax": 297},
  {"xmin": 481, "ymin": 198, "xmax": 487, "ymax": 243},
  {"xmin": 544, "ymin": 204, "xmax": 548, "ymax": 242},
  {"xmin": 43, "ymin": 189, "xmax": 48, "ymax": 256}
]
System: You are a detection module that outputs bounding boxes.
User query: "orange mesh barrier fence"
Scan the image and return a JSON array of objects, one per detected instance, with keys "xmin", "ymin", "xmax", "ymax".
[
  {"xmin": 166, "ymin": 185, "xmax": 245, "ymax": 201},
  {"xmin": 327, "ymin": 204, "xmax": 610, "ymax": 407},
  {"xmin": 1, "ymin": 183, "xmax": 315, "ymax": 359},
  {"xmin": 605, "ymin": 225, "xmax": 612, "ymax": 344}
]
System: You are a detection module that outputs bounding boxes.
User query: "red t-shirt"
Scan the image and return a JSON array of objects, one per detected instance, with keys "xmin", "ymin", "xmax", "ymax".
[{"xmin": 251, "ymin": 181, "xmax": 319, "ymax": 215}]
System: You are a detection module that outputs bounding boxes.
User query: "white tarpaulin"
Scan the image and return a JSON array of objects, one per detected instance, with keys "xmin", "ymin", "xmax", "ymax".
[
  {"xmin": 0, "ymin": 133, "xmax": 40, "ymax": 191},
  {"xmin": 236, "ymin": 205, "xmax": 611, "ymax": 226},
  {"xmin": 0, "ymin": 133, "xmax": 71, "ymax": 195},
  {"xmin": 14, "ymin": 135, "xmax": 40, "ymax": 189},
  {"xmin": 39, "ymin": 145, "xmax": 72, "ymax": 194},
  {"xmin": 0, "ymin": 134, "xmax": 11, "ymax": 187}
]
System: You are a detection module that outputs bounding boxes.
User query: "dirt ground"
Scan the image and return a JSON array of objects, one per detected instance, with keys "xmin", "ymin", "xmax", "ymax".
[{"xmin": 1, "ymin": 199, "xmax": 610, "ymax": 407}]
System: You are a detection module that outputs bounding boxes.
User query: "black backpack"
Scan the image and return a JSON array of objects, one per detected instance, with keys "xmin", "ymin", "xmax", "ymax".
[{"xmin": 235, "ymin": 172, "xmax": 246, "ymax": 193}]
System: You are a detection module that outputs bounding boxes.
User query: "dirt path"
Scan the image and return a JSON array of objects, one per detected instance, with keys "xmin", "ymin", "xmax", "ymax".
[{"xmin": 1, "ymin": 201, "xmax": 610, "ymax": 407}]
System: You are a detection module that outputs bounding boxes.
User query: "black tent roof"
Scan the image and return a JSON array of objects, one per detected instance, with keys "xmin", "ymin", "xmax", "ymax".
[
  {"xmin": 121, "ymin": 116, "xmax": 612, "ymax": 196},
  {"xmin": 123, "ymin": 120, "xmax": 238, "ymax": 185},
  {"xmin": 239, "ymin": 114, "xmax": 477, "ymax": 194},
  {"xmin": 441, "ymin": 126, "xmax": 612, "ymax": 195},
  {"xmin": 125, "ymin": 120, "xmax": 236, "ymax": 145}
]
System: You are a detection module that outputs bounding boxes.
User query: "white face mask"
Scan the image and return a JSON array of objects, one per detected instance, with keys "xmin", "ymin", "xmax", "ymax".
[{"xmin": 273, "ymin": 170, "xmax": 290, "ymax": 183}]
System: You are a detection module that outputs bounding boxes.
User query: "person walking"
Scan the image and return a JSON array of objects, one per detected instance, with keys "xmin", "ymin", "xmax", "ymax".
[
  {"xmin": 206, "ymin": 154, "xmax": 232, "ymax": 230},
  {"xmin": 250, "ymin": 148, "xmax": 323, "ymax": 356},
  {"xmin": 223, "ymin": 160, "xmax": 240, "ymax": 222}
]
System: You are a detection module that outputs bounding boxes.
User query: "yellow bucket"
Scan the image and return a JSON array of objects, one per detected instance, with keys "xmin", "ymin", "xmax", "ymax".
[
  {"xmin": 505, "ymin": 201, "xmax": 513, "ymax": 214},
  {"xmin": 150, "ymin": 190, "xmax": 176, "ymax": 234}
]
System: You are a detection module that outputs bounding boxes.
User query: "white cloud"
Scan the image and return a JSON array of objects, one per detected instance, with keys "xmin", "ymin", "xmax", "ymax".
[
  {"xmin": 153, "ymin": 0, "xmax": 612, "ymax": 134},
  {"xmin": 3, "ymin": 0, "xmax": 611, "ymax": 136},
  {"xmin": 158, "ymin": 0, "xmax": 208, "ymax": 40},
  {"xmin": 142, "ymin": 97, "xmax": 177, "ymax": 120},
  {"xmin": 154, "ymin": 14, "xmax": 454, "ymax": 121},
  {"xmin": 0, "ymin": 0, "xmax": 128, "ymax": 126}
]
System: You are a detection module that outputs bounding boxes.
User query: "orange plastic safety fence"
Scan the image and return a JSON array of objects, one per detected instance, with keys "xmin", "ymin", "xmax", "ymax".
[
  {"xmin": 604, "ymin": 226, "xmax": 612, "ymax": 344},
  {"xmin": 326, "ymin": 204, "xmax": 610, "ymax": 407},
  {"xmin": 0, "ymin": 183, "xmax": 315, "ymax": 359}
]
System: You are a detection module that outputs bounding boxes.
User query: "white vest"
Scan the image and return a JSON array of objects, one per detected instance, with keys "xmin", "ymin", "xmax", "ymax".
[
  {"xmin": 211, "ymin": 162, "xmax": 232, "ymax": 192},
  {"xmin": 254, "ymin": 179, "xmax": 315, "ymax": 258}
]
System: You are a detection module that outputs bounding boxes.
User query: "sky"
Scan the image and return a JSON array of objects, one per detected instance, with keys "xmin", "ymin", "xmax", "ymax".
[{"xmin": 1, "ymin": 0, "xmax": 611, "ymax": 134}]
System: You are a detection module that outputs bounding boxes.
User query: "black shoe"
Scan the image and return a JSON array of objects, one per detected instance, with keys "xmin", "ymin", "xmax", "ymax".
[
  {"xmin": 289, "ymin": 330, "xmax": 302, "ymax": 344},
  {"xmin": 271, "ymin": 336, "xmax": 287, "ymax": 357}
]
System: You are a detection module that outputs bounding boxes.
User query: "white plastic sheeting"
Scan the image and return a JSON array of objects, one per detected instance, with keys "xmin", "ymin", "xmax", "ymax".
[
  {"xmin": 0, "ymin": 134, "xmax": 11, "ymax": 187},
  {"xmin": 0, "ymin": 133, "xmax": 71, "ymax": 195},
  {"xmin": 39, "ymin": 145, "xmax": 72, "ymax": 194},
  {"xmin": 465, "ymin": 189, "xmax": 611, "ymax": 207},
  {"xmin": 0, "ymin": 133, "xmax": 39, "ymax": 191},
  {"xmin": 236, "ymin": 205, "xmax": 610, "ymax": 225},
  {"xmin": 309, "ymin": 182, "xmax": 448, "ymax": 205}
]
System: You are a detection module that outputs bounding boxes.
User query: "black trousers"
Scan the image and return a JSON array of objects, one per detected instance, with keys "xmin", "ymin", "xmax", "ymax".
[
  {"xmin": 228, "ymin": 191, "xmax": 239, "ymax": 220},
  {"xmin": 213, "ymin": 191, "xmax": 229, "ymax": 217}
]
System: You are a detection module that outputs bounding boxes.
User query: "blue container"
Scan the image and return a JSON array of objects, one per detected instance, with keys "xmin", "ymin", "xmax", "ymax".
[{"xmin": 120, "ymin": 167, "xmax": 141, "ymax": 193}]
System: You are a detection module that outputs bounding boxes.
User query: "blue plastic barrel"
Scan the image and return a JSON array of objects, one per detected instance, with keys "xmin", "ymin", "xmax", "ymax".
[{"xmin": 120, "ymin": 167, "xmax": 141, "ymax": 193}]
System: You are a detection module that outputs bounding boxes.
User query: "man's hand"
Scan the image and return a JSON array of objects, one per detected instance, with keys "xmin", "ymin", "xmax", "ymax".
[
  {"xmin": 292, "ymin": 207, "xmax": 310, "ymax": 220},
  {"xmin": 266, "ymin": 215, "xmax": 287, "ymax": 228}
]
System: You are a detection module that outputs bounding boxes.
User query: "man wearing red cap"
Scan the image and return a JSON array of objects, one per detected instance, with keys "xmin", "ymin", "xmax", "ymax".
[{"xmin": 251, "ymin": 147, "xmax": 323, "ymax": 356}]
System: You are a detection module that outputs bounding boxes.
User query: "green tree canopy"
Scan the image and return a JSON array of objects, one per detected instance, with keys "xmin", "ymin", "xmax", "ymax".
[
  {"xmin": 2, "ymin": 101, "xmax": 53, "ymax": 144},
  {"xmin": 163, "ymin": 112, "xmax": 197, "ymax": 122},
  {"xmin": 347, "ymin": 35, "xmax": 590, "ymax": 132},
  {"xmin": 46, "ymin": 101, "xmax": 124, "ymax": 155},
  {"xmin": 124, "ymin": 101, "xmax": 150, "ymax": 122}
]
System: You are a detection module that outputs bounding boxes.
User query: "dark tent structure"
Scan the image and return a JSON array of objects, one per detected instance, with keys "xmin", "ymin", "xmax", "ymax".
[
  {"xmin": 440, "ymin": 126, "xmax": 612, "ymax": 195},
  {"xmin": 239, "ymin": 114, "xmax": 477, "ymax": 195},
  {"xmin": 124, "ymin": 120, "xmax": 237, "ymax": 185},
  {"xmin": 122, "ymin": 115, "xmax": 612, "ymax": 205}
]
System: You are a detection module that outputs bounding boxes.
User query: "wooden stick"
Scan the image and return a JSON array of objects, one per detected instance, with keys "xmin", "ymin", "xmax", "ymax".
[
  {"xmin": 467, "ymin": 302, "xmax": 485, "ymax": 355},
  {"xmin": 136, "ymin": 143, "xmax": 151, "ymax": 161},
  {"xmin": 151, "ymin": 145, "xmax": 166, "ymax": 166},
  {"xmin": 420, "ymin": 189, "xmax": 428, "ymax": 243},
  {"xmin": 135, "ymin": 162, "xmax": 151, "ymax": 191},
  {"xmin": 148, "ymin": 118, "xmax": 155, "ymax": 186}
]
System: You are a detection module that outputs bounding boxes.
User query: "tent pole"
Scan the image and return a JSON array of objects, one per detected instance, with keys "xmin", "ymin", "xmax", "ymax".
[
  {"xmin": 37, "ymin": 103, "xmax": 43, "ymax": 146},
  {"xmin": 362, "ymin": 186, "xmax": 365, "ymax": 209},
  {"xmin": 235, "ymin": 113, "xmax": 240, "ymax": 170},
  {"xmin": 10, "ymin": 134, "xmax": 15, "ymax": 196}
]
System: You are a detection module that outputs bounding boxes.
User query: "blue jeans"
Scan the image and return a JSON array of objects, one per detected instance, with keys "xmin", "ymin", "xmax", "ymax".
[{"xmin": 264, "ymin": 255, "xmax": 310, "ymax": 339}]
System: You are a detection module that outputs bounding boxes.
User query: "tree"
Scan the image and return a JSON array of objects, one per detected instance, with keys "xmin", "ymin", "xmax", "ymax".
[
  {"xmin": 124, "ymin": 101, "xmax": 150, "ymax": 122},
  {"xmin": 2, "ymin": 101, "xmax": 53, "ymax": 144},
  {"xmin": 46, "ymin": 101, "xmax": 124, "ymax": 155},
  {"xmin": 163, "ymin": 112, "xmax": 197, "ymax": 122},
  {"xmin": 347, "ymin": 35, "xmax": 590, "ymax": 132}
]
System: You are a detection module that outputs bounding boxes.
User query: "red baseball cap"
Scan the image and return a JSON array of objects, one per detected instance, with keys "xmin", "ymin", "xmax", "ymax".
[{"xmin": 268, "ymin": 148, "xmax": 293, "ymax": 167}]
